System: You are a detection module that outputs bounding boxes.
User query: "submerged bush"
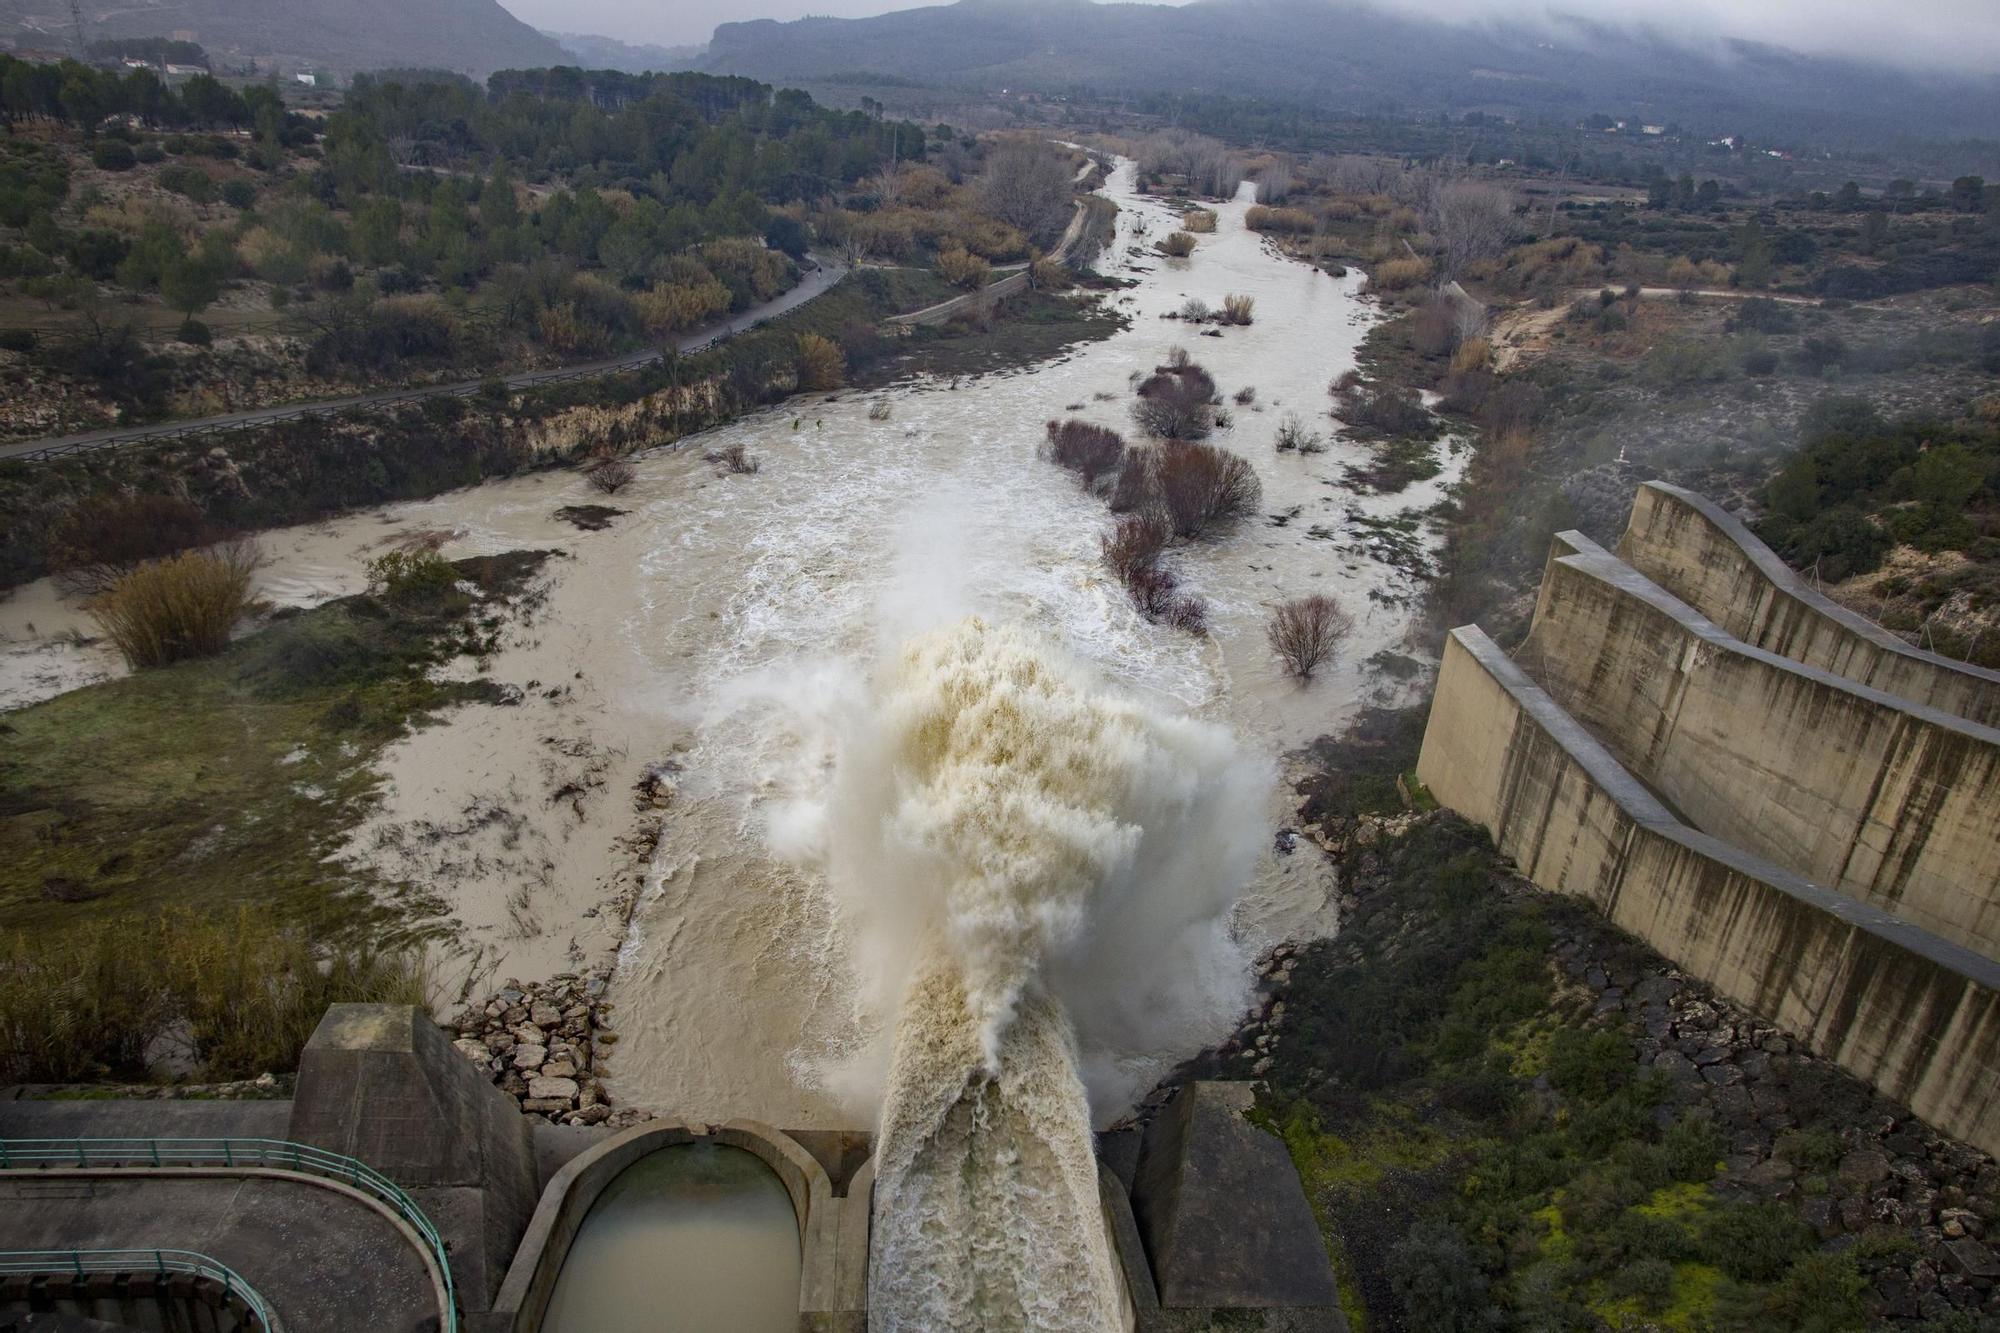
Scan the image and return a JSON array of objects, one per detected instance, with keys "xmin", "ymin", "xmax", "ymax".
[
  {"xmin": 1133, "ymin": 361, "xmax": 1219, "ymax": 440},
  {"xmin": 1155, "ymin": 440, "xmax": 1262, "ymax": 538},
  {"xmin": 90, "ymin": 544, "xmax": 260, "ymax": 669},
  {"xmin": 1181, "ymin": 208, "xmax": 1217, "ymax": 233},
  {"xmin": 1245, "ymin": 204, "xmax": 1315, "ymax": 235},
  {"xmin": 1158, "ymin": 231, "xmax": 1197, "ymax": 257},
  {"xmin": 1267, "ymin": 593, "xmax": 1353, "ymax": 680},
  {"xmin": 1044, "ymin": 418, "xmax": 1126, "ymax": 485}
]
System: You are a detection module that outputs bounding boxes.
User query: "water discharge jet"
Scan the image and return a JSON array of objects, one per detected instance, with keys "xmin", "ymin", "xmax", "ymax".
[{"xmin": 787, "ymin": 618, "xmax": 1269, "ymax": 1328}]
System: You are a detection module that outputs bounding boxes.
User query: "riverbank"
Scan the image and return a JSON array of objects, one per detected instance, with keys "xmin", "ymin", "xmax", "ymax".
[{"xmin": 1190, "ymin": 808, "xmax": 2000, "ymax": 1332}]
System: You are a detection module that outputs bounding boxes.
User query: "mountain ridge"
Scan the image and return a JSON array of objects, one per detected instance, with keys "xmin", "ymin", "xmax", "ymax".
[
  {"xmin": 0, "ymin": 0, "xmax": 564, "ymax": 75},
  {"xmin": 693, "ymin": 0, "xmax": 2000, "ymax": 143}
]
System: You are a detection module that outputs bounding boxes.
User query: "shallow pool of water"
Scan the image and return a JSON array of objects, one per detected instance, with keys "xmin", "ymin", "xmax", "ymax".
[{"xmin": 540, "ymin": 1142, "xmax": 801, "ymax": 1333}]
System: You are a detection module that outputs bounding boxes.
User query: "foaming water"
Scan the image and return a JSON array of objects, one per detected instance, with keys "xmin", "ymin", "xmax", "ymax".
[{"xmin": 770, "ymin": 618, "xmax": 1267, "ymax": 1327}]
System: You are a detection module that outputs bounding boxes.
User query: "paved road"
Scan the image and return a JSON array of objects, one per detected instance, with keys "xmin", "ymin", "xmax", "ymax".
[{"xmin": 0, "ymin": 256, "xmax": 850, "ymax": 465}]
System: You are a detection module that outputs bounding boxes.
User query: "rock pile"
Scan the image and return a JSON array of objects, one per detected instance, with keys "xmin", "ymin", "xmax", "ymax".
[
  {"xmin": 450, "ymin": 972, "xmax": 652, "ymax": 1129},
  {"xmin": 1553, "ymin": 926, "xmax": 2000, "ymax": 1322}
]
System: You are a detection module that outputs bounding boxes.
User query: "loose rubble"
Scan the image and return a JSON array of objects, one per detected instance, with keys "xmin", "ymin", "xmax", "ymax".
[{"xmin": 450, "ymin": 971, "xmax": 653, "ymax": 1129}]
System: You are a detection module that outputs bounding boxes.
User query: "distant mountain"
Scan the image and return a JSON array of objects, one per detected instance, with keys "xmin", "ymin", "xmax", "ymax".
[
  {"xmin": 697, "ymin": 0, "xmax": 2000, "ymax": 143},
  {"xmin": 547, "ymin": 31, "xmax": 703, "ymax": 74},
  {"xmin": 0, "ymin": 0, "xmax": 564, "ymax": 75}
]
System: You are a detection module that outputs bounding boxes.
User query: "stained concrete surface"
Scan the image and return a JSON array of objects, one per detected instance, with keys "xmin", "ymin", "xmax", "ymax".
[{"xmin": 0, "ymin": 1175, "xmax": 435, "ymax": 1333}]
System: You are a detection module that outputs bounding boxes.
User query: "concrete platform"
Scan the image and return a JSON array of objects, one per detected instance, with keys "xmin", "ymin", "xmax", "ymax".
[{"xmin": 0, "ymin": 1175, "xmax": 435, "ymax": 1332}]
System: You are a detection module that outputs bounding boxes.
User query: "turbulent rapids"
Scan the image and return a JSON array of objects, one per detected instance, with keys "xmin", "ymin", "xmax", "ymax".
[{"xmin": 786, "ymin": 619, "xmax": 1269, "ymax": 1330}]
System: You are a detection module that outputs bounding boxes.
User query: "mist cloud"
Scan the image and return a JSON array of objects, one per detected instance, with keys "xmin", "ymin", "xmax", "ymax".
[{"xmin": 499, "ymin": 0, "xmax": 2000, "ymax": 77}]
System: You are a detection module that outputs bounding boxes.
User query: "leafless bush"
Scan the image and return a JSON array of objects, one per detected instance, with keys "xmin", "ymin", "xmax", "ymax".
[
  {"xmin": 90, "ymin": 543, "xmax": 261, "ymax": 669},
  {"xmin": 1133, "ymin": 362, "xmax": 1218, "ymax": 440},
  {"xmin": 1125, "ymin": 560, "xmax": 1181, "ymax": 619},
  {"xmin": 1158, "ymin": 231, "xmax": 1197, "ymax": 258},
  {"xmin": 1255, "ymin": 164, "xmax": 1294, "ymax": 205},
  {"xmin": 587, "ymin": 458, "xmax": 637, "ymax": 494},
  {"xmin": 1428, "ymin": 181, "xmax": 1517, "ymax": 277},
  {"xmin": 1044, "ymin": 418, "xmax": 1126, "ymax": 486},
  {"xmin": 47, "ymin": 494, "xmax": 223, "ymax": 594},
  {"xmin": 1165, "ymin": 345, "xmax": 1193, "ymax": 369},
  {"xmin": 1180, "ymin": 297, "xmax": 1213, "ymax": 322},
  {"xmin": 1181, "ymin": 208, "xmax": 1218, "ymax": 233},
  {"xmin": 1109, "ymin": 453, "xmax": 1155, "ymax": 513},
  {"xmin": 705, "ymin": 442, "xmax": 761, "ymax": 475},
  {"xmin": 1266, "ymin": 594, "xmax": 1353, "ymax": 681},
  {"xmin": 977, "ymin": 141, "xmax": 1076, "ymax": 244},
  {"xmin": 1234, "ymin": 386, "xmax": 1256, "ymax": 405},
  {"xmin": 869, "ymin": 400, "xmax": 892, "ymax": 421},
  {"xmin": 1156, "ymin": 441, "xmax": 1262, "ymax": 538},
  {"xmin": 1221, "ymin": 294, "xmax": 1255, "ymax": 325},
  {"xmin": 1274, "ymin": 413, "xmax": 1322, "ymax": 453},
  {"xmin": 1167, "ymin": 594, "xmax": 1209, "ymax": 635},
  {"xmin": 1101, "ymin": 512, "xmax": 1169, "ymax": 584}
]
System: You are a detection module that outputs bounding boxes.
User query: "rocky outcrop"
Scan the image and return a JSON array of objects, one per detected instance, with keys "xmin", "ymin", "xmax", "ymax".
[{"xmin": 449, "ymin": 972, "xmax": 652, "ymax": 1129}]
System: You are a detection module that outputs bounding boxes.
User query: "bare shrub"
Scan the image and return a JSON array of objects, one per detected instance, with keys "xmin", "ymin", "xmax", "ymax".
[
  {"xmin": 1181, "ymin": 208, "xmax": 1218, "ymax": 233},
  {"xmin": 796, "ymin": 332, "xmax": 847, "ymax": 390},
  {"xmin": 1221, "ymin": 293, "xmax": 1255, "ymax": 325},
  {"xmin": 705, "ymin": 442, "xmax": 761, "ymax": 475},
  {"xmin": 1255, "ymin": 164, "xmax": 1293, "ymax": 205},
  {"xmin": 1044, "ymin": 418, "xmax": 1127, "ymax": 486},
  {"xmin": 1158, "ymin": 232, "xmax": 1197, "ymax": 258},
  {"xmin": 1234, "ymin": 386, "xmax": 1256, "ymax": 405},
  {"xmin": 1267, "ymin": 594, "xmax": 1353, "ymax": 681},
  {"xmin": 1166, "ymin": 594, "xmax": 1208, "ymax": 635},
  {"xmin": 1124, "ymin": 560, "xmax": 1181, "ymax": 618},
  {"xmin": 977, "ymin": 141, "xmax": 1076, "ymax": 244},
  {"xmin": 90, "ymin": 544, "xmax": 260, "ymax": 669},
  {"xmin": 869, "ymin": 400, "xmax": 892, "ymax": 421},
  {"xmin": 47, "ymin": 494, "xmax": 221, "ymax": 593},
  {"xmin": 1274, "ymin": 413, "xmax": 1322, "ymax": 453},
  {"xmin": 1109, "ymin": 453, "xmax": 1155, "ymax": 513},
  {"xmin": 1179, "ymin": 297, "xmax": 1213, "ymax": 322},
  {"xmin": 1428, "ymin": 181, "xmax": 1517, "ymax": 277},
  {"xmin": 587, "ymin": 458, "xmax": 637, "ymax": 494},
  {"xmin": 1165, "ymin": 345, "xmax": 1193, "ymax": 369},
  {"xmin": 1331, "ymin": 368, "xmax": 1364, "ymax": 395},
  {"xmin": 1102, "ymin": 512, "xmax": 1169, "ymax": 583},
  {"xmin": 1156, "ymin": 441, "xmax": 1262, "ymax": 538},
  {"xmin": 1133, "ymin": 362, "xmax": 1219, "ymax": 440}
]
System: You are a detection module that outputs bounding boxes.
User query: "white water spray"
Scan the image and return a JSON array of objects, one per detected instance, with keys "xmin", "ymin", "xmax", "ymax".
[{"xmin": 767, "ymin": 617, "xmax": 1270, "ymax": 1330}]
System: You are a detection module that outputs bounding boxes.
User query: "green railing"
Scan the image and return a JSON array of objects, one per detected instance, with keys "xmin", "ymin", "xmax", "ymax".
[
  {"xmin": 0, "ymin": 1138, "xmax": 455, "ymax": 1331},
  {"xmin": 0, "ymin": 1247, "xmax": 278, "ymax": 1330}
]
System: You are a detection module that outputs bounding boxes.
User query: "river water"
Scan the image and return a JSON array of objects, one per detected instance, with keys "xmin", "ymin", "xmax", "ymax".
[{"xmin": 0, "ymin": 158, "xmax": 1460, "ymax": 1129}]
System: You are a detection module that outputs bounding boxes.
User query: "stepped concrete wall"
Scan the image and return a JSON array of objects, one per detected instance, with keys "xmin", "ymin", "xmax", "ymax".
[
  {"xmin": 1518, "ymin": 545, "xmax": 2000, "ymax": 958},
  {"xmin": 1417, "ymin": 627, "xmax": 2000, "ymax": 1158},
  {"xmin": 1619, "ymin": 481, "xmax": 2000, "ymax": 726}
]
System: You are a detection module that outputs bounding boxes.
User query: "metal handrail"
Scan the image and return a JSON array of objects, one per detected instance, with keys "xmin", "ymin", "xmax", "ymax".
[
  {"xmin": 0, "ymin": 1247, "xmax": 280, "ymax": 1330},
  {"xmin": 0, "ymin": 1138, "xmax": 455, "ymax": 1331}
]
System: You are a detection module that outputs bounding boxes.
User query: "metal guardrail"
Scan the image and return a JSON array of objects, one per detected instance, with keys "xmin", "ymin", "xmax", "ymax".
[
  {"xmin": 0, "ymin": 1247, "xmax": 279, "ymax": 1330},
  {"xmin": 0, "ymin": 1138, "xmax": 456, "ymax": 1332}
]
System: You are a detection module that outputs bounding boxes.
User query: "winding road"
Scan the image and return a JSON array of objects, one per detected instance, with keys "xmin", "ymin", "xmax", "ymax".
[{"xmin": 0, "ymin": 256, "xmax": 850, "ymax": 465}]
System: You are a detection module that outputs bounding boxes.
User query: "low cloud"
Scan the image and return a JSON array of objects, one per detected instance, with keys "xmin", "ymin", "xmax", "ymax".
[{"xmin": 502, "ymin": 0, "xmax": 2000, "ymax": 77}]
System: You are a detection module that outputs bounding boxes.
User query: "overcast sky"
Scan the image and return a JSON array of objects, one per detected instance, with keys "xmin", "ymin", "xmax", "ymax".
[{"xmin": 499, "ymin": 0, "xmax": 2000, "ymax": 74}]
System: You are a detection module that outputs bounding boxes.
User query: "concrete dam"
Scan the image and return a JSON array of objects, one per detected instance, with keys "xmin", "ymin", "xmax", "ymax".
[{"xmin": 1418, "ymin": 480, "xmax": 2000, "ymax": 1158}]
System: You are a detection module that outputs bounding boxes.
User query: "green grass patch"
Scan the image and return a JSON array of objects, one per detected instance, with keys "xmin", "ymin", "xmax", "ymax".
[{"xmin": 0, "ymin": 551, "xmax": 549, "ymax": 938}]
